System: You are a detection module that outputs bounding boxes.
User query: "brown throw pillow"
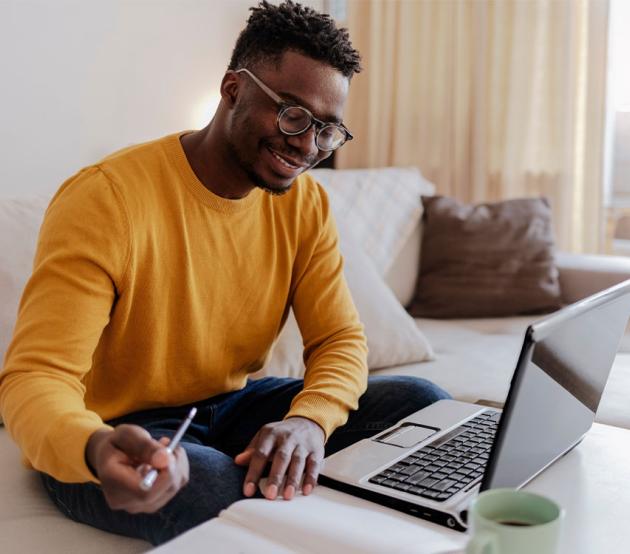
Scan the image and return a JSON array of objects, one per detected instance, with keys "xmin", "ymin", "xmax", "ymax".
[{"xmin": 407, "ymin": 196, "xmax": 562, "ymax": 318}]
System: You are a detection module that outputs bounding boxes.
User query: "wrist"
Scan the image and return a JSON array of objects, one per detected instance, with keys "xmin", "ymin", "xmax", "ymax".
[
  {"xmin": 287, "ymin": 416, "xmax": 326, "ymax": 441},
  {"xmin": 85, "ymin": 428, "xmax": 112, "ymax": 479}
]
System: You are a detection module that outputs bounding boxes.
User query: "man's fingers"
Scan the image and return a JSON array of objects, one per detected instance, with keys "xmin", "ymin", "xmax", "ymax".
[
  {"xmin": 242, "ymin": 434, "xmax": 276, "ymax": 497},
  {"xmin": 283, "ymin": 448, "xmax": 307, "ymax": 500},
  {"xmin": 265, "ymin": 446, "xmax": 294, "ymax": 500},
  {"xmin": 302, "ymin": 453, "xmax": 321, "ymax": 495},
  {"xmin": 110, "ymin": 424, "xmax": 169, "ymax": 468}
]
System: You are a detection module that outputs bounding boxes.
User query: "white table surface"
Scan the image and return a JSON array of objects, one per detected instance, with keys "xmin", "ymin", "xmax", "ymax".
[{"xmin": 153, "ymin": 423, "xmax": 630, "ymax": 554}]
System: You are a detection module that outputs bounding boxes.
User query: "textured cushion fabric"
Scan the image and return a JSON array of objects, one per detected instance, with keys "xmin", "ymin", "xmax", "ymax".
[
  {"xmin": 385, "ymin": 221, "xmax": 423, "ymax": 307},
  {"xmin": 258, "ymin": 226, "xmax": 434, "ymax": 378},
  {"xmin": 311, "ymin": 167, "xmax": 435, "ymax": 275},
  {"xmin": 408, "ymin": 196, "xmax": 563, "ymax": 318}
]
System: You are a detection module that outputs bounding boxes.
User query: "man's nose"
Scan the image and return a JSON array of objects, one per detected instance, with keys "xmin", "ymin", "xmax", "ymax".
[{"xmin": 285, "ymin": 126, "xmax": 319, "ymax": 159}]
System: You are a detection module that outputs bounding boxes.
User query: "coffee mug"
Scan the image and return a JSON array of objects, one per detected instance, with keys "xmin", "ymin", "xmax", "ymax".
[{"xmin": 466, "ymin": 488, "xmax": 564, "ymax": 554}]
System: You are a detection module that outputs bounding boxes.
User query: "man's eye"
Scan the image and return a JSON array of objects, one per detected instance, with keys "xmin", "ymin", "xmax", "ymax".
[
  {"xmin": 284, "ymin": 108, "xmax": 308, "ymax": 122},
  {"xmin": 319, "ymin": 126, "xmax": 337, "ymax": 140}
]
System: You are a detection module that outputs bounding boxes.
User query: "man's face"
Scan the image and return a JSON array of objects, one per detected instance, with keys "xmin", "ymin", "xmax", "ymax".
[{"xmin": 224, "ymin": 51, "xmax": 350, "ymax": 195}]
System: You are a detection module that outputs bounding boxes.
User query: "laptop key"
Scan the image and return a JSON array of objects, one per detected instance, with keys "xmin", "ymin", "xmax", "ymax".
[
  {"xmin": 418, "ymin": 477, "xmax": 440, "ymax": 488},
  {"xmin": 434, "ymin": 479, "xmax": 456, "ymax": 491},
  {"xmin": 406, "ymin": 471, "xmax": 431, "ymax": 485},
  {"xmin": 369, "ymin": 475, "xmax": 387, "ymax": 484},
  {"xmin": 420, "ymin": 490, "xmax": 439, "ymax": 499},
  {"xmin": 401, "ymin": 465, "xmax": 423, "ymax": 476},
  {"xmin": 393, "ymin": 482, "xmax": 411, "ymax": 491}
]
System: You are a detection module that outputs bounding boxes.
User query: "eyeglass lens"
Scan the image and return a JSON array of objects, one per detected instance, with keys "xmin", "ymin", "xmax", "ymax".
[{"xmin": 278, "ymin": 106, "xmax": 346, "ymax": 151}]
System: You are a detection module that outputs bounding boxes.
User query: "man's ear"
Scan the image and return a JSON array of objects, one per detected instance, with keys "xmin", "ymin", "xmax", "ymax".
[{"xmin": 220, "ymin": 72, "xmax": 241, "ymax": 108}]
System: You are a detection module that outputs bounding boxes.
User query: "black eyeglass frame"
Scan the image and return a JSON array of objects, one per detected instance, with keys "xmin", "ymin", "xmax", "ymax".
[{"xmin": 234, "ymin": 68, "xmax": 353, "ymax": 152}]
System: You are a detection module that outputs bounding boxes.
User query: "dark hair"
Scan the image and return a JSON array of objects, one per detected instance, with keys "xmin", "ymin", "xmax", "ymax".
[{"xmin": 228, "ymin": 0, "xmax": 361, "ymax": 79}]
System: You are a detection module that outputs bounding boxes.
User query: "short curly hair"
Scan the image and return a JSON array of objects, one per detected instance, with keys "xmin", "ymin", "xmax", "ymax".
[{"xmin": 228, "ymin": 1, "xmax": 361, "ymax": 79}]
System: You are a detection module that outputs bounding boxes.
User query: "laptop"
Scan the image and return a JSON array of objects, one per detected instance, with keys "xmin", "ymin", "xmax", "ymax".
[{"xmin": 320, "ymin": 280, "xmax": 630, "ymax": 531}]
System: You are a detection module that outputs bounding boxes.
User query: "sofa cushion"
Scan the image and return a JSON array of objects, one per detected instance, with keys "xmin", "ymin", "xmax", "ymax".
[
  {"xmin": 258, "ymin": 226, "xmax": 434, "ymax": 378},
  {"xmin": 408, "ymin": 196, "xmax": 563, "ymax": 318},
  {"xmin": 0, "ymin": 429, "xmax": 148, "ymax": 553},
  {"xmin": 311, "ymin": 167, "xmax": 434, "ymax": 275}
]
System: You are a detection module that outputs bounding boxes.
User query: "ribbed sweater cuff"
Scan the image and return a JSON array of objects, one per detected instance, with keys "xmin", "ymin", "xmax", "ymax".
[{"xmin": 284, "ymin": 394, "xmax": 350, "ymax": 441}]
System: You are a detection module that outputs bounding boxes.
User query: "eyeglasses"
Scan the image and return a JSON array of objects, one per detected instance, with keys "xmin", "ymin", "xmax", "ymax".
[{"xmin": 234, "ymin": 68, "xmax": 353, "ymax": 152}]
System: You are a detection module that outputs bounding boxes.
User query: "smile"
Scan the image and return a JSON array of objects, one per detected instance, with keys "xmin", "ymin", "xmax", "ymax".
[{"xmin": 267, "ymin": 147, "xmax": 304, "ymax": 170}]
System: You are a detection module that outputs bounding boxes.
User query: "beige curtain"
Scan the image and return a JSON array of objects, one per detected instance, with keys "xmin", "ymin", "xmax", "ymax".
[{"xmin": 338, "ymin": 0, "xmax": 609, "ymax": 253}]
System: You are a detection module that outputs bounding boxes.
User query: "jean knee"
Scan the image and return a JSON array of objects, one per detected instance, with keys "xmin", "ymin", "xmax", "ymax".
[
  {"xmin": 368, "ymin": 375, "xmax": 450, "ymax": 409},
  {"xmin": 409, "ymin": 376, "xmax": 450, "ymax": 402},
  {"xmin": 161, "ymin": 445, "xmax": 248, "ymax": 538}
]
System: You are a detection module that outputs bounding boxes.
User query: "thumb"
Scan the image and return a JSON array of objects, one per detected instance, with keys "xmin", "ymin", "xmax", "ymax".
[{"xmin": 111, "ymin": 424, "xmax": 170, "ymax": 468}]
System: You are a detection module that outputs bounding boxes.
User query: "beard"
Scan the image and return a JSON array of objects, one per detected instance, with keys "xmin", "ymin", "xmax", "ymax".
[{"xmin": 224, "ymin": 134, "xmax": 300, "ymax": 196}]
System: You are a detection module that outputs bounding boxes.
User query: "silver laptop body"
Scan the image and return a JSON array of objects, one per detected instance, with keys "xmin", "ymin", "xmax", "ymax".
[{"xmin": 320, "ymin": 280, "xmax": 630, "ymax": 531}]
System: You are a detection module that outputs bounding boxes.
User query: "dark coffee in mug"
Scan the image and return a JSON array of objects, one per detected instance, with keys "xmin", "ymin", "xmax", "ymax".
[{"xmin": 495, "ymin": 520, "xmax": 534, "ymax": 527}]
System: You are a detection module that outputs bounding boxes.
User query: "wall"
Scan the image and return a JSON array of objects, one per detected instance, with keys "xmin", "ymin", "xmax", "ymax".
[{"xmin": 0, "ymin": 0, "xmax": 322, "ymax": 198}]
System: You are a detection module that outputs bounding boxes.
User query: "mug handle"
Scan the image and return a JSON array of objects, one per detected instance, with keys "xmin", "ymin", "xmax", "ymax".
[{"xmin": 466, "ymin": 530, "xmax": 498, "ymax": 554}]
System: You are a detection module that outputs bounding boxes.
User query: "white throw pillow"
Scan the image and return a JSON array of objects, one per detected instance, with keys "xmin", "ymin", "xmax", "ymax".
[
  {"xmin": 310, "ymin": 167, "xmax": 435, "ymax": 276},
  {"xmin": 259, "ymin": 226, "xmax": 434, "ymax": 378}
]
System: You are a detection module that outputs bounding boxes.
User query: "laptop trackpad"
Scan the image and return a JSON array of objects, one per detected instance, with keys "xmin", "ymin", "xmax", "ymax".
[{"xmin": 374, "ymin": 423, "xmax": 438, "ymax": 448}]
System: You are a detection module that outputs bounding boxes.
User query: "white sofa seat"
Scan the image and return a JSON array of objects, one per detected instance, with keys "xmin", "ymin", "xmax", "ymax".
[{"xmin": 0, "ymin": 429, "xmax": 148, "ymax": 553}]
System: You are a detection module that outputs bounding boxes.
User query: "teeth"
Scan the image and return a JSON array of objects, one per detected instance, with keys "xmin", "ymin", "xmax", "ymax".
[{"xmin": 270, "ymin": 148, "xmax": 299, "ymax": 169}]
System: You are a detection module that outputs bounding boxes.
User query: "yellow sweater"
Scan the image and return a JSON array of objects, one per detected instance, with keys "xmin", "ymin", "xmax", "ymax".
[{"xmin": 0, "ymin": 132, "xmax": 368, "ymax": 483}]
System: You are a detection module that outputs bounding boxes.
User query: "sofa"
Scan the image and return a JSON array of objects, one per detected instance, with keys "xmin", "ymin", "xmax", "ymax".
[{"xmin": 1, "ymin": 167, "xmax": 629, "ymax": 554}]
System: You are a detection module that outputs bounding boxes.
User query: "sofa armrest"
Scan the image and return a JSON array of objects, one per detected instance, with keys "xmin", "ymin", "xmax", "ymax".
[{"xmin": 556, "ymin": 251, "xmax": 630, "ymax": 304}]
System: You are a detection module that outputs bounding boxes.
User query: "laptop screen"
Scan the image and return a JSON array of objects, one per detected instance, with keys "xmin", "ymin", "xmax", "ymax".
[{"xmin": 482, "ymin": 282, "xmax": 630, "ymax": 490}]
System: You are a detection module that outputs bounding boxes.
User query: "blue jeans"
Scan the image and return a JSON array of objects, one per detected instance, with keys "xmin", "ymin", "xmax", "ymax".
[{"xmin": 41, "ymin": 376, "xmax": 450, "ymax": 545}]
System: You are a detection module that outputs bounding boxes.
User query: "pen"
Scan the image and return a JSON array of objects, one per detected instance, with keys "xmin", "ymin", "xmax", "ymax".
[{"xmin": 139, "ymin": 406, "xmax": 197, "ymax": 491}]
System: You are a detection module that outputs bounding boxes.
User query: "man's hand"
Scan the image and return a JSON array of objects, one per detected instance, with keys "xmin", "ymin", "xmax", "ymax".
[
  {"xmin": 234, "ymin": 417, "xmax": 325, "ymax": 500},
  {"xmin": 85, "ymin": 424, "xmax": 189, "ymax": 513}
]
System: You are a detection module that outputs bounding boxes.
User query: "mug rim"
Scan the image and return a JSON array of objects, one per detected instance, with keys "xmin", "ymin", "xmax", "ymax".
[{"xmin": 470, "ymin": 488, "xmax": 564, "ymax": 530}]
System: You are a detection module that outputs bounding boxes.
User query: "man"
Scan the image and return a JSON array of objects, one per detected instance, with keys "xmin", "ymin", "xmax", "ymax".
[{"xmin": 0, "ymin": 1, "xmax": 449, "ymax": 545}]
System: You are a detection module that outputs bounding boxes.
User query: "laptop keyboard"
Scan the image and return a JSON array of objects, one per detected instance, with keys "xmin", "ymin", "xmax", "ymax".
[{"xmin": 368, "ymin": 410, "xmax": 500, "ymax": 502}]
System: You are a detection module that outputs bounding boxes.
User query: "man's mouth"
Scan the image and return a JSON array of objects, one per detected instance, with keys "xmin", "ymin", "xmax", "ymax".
[{"xmin": 266, "ymin": 146, "xmax": 308, "ymax": 173}]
